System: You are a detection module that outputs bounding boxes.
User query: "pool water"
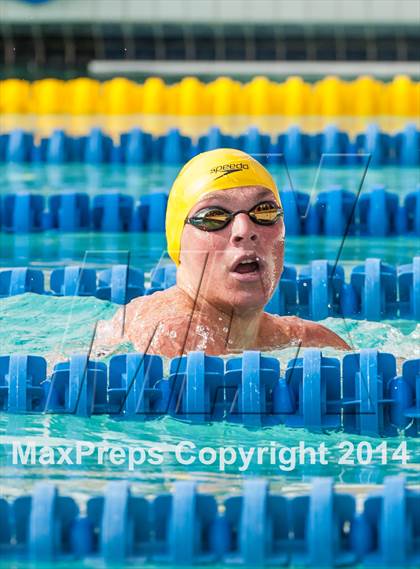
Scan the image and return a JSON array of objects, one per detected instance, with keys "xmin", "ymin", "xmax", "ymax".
[
  {"xmin": 0, "ymin": 294, "xmax": 418, "ymax": 365},
  {"xmin": 0, "ymin": 291, "xmax": 419, "ymax": 498},
  {"xmin": 1, "ymin": 163, "xmax": 418, "ymax": 271},
  {"xmin": 0, "ymin": 162, "xmax": 418, "ymax": 567},
  {"xmin": 0, "ymin": 560, "xmax": 378, "ymax": 569},
  {"xmin": 1, "ymin": 163, "xmax": 419, "ymax": 198}
]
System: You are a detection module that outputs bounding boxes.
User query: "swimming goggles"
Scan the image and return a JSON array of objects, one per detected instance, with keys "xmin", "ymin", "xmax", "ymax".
[{"xmin": 185, "ymin": 200, "xmax": 284, "ymax": 232}]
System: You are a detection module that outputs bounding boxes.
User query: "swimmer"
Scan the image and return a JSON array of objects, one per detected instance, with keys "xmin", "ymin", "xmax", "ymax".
[{"xmin": 95, "ymin": 149, "xmax": 350, "ymax": 357}]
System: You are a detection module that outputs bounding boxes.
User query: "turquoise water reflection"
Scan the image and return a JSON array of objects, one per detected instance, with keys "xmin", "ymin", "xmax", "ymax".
[
  {"xmin": 0, "ymin": 293, "xmax": 418, "ymax": 496},
  {"xmin": 0, "ymin": 162, "xmax": 418, "ymax": 535},
  {"xmin": 1, "ymin": 234, "xmax": 418, "ymax": 269},
  {"xmin": 1, "ymin": 412, "xmax": 419, "ymax": 498},
  {"xmin": 0, "ymin": 164, "xmax": 418, "ymax": 198}
]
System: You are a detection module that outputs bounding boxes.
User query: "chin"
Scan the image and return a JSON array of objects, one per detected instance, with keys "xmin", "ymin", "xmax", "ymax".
[{"xmin": 226, "ymin": 291, "xmax": 268, "ymax": 314}]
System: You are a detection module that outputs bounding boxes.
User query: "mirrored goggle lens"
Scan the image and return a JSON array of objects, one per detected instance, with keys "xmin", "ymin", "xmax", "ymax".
[
  {"xmin": 189, "ymin": 209, "xmax": 231, "ymax": 231},
  {"xmin": 250, "ymin": 205, "xmax": 283, "ymax": 224}
]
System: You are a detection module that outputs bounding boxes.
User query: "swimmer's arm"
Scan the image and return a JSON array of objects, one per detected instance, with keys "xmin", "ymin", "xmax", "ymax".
[
  {"xmin": 90, "ymin": 307, "xmax": 126, "ymax": 357},
  {"xmin": 270, "ymin": 315, "xmax": 351, "ymax": 350},
  {"xmin": 293, "ymin": 317, "xmax": 351, "ymax": 350},
  {"xmin": 92, "ymin": 300, "xmax": 142, "ymax": 353}
]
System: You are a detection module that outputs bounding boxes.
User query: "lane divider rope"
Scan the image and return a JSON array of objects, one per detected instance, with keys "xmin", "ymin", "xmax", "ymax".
[
  {"xmin": 0, "ymin": 349, "xmax": 418, "ymax": 436},
  {"xmin": 0, "ymin": 476, "xmax": 418, "ymax": 565}
]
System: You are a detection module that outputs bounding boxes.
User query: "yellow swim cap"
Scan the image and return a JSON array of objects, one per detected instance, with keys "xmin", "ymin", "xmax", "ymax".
[{"xmin": 166, "ymin": 148, "xmax": 280, "ymax": 265}]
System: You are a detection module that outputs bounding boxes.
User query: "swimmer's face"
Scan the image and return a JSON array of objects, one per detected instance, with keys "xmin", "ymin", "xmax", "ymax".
[{"xmin": 178, "ymin": 186, "xmax": 285, "ymax": 314}]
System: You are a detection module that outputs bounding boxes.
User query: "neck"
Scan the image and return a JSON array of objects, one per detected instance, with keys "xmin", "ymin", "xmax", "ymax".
[{"xmin": 175, "ymin": 282, "xmax": 263, "ymax": 352}]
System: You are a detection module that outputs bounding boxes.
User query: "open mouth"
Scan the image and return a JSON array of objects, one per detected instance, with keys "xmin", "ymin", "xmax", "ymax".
[{"xmin": 232, "ymin": 258, "xmax": 260, "ymax": 274}]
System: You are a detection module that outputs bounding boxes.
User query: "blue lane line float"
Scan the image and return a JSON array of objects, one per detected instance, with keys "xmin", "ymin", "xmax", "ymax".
[
  {"xmin": 91, "ymin": 193, "xmax": 134, "ymax": 232},
  {"xmin": 1, "ymin": 477, "xmax": 418, "ymax": 565},
  {"xmin": 223, "ymin": 479, "xmax": 289, "ymax": 565},
  {"xmin": 274, "ymin": 349, "xmax": 341, "ymax": 431},
  {"xmin": 0, "ymin": 355, "xmax": 46, "ymax": 413},
  {"xmin": 0, "ymin": 267, "xmax": 45, "ymax": 297},
  {"xmin": 349, "ymin": 258, "xmax": 398, "ymax": 320},
  {"xmin": 150, "ymin": 264, "xmax": 177, "ymax": 291},
  {"xmin": 239, "ymin": 127, "xmax": 271, "ymax": 164},
  {"xmin": 139, "ymin": 192, "xmax": 168, "ymax": 232},
  {"xmin": 388, "ymin": 359, "xmax": 420, "ymax": 437},
  {"xmin": 399, "ymin": 256, "xmax": 420, "ymax": 320},
  {"xmin": 297, "ymin": 260, "xmax": 344, "ymax": 320},
  {"xmin": 198, "ymin": 126, "xmax": 234, "ymax": 152},
  {"xmin": 290, "ymin": 477, "xmax": 356, "ymax": 566},
  {"xmin": 160, "ymin": 128, "xmax": 193, "ymax": 165},
  {"xmin": 1, "ymin": 124, "xmax": 420, "ymax": 166},
  {"xmin": 123, "ymin": 127, "xmax": 154, "ymax": 164},
  {"xmin": 0, "ymin": 497, "xmax": 11, "ymax": 550},
  {"xmin": 87, "ymin": 481, "xmax": 150, "ymax": 563},
  {"xmin": 395, "ymin": 123, "xmax": 420, "ymax": 166},
  {"xmin": 13, "ymin": 483, "xmax": 79, "ymax": 562},
  {"xmin": 96, "ymin": 265, "xmax": 145, "ymax": 304},
  {"xmin": 351, "ymin": 476, "xmax": 420, "ymax": 567},
  {"xmin": 318, "ymin": 125, "xmax": 351, "ymax": 167},
  {"xmin": 0, "ymin": 186, "xmax": 418, "ymax": 237},
  {"xmin": 44, "ymin": 355, "xmax": 108, "ymax": 416},
  {"xmin": 0, "ymin": 349, "xmax": 418, "ymax": 437},
  {"xmin": 1, "ymin": 191, "xmax": 168, "ymax": 233},
  {"xmin": 3, "ymin": 193, "xmax": 45, "ymax": 232},
  {"xmin": 265, "ymin": 265, "xmax": 298, "ymax": 316},
  {"xmin": 224, "ymin": 351, "xmax": 280, "ymax": 427},
  {"xmin": 107, "ymin": 353, "xmax": 163, "ymax": 418},
  {"xmin": 46, "ymin": 128, "xmax": 71, "ymax": 164},
  {"xmin": 47, "ymin": 193, "xmax": 90, "ymax": 231},
  {"xmin": 279, "ymin": 188, "xmax": 309, "ymax": 235},
  {"xmin": 316, "ymin": 185, "xmax": 357, "ymax": 236},
  {"xmin": 153, "ymin": 481, "xmax": 220, "ymax": 564},
  {"xmin": 50, "ymin": 266, "xmax": 97, "ymax": 296},
  {"xmin": 356, "ymin": 123, "xmax": 392, "ymax": 167},
  {"xmin": 359, "ymin": 185, "xmax": 399, "ymax": 236},
  {"xmin": 166, "ymin": 352, "xmax": 225, "ymax": 423},
  {"xmin": 0, "ymin": 257, "xmax": 418, "ymax": 320},
  {"xmin": 84, "ymin": 127, "xmax": 113, "ymax": 164},
  {"xmin": 404, "ymin": 186, "xmax": 420, "ymax": 236},
  {"xmin": 342, "ymin": 349, "xmax": 397, "ymax": 436},
  {"xmin": 5, "ymin": 129, "xmax": 34, "ymax": 163}
]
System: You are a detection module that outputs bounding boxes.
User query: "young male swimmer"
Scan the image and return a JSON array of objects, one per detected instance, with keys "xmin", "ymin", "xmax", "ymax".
[{"xmin": 95, "ymin": 149, "xmax": 349, "ymax": 357}]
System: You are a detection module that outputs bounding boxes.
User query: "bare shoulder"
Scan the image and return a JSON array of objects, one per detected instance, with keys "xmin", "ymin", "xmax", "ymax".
[
  {"xmin": 93, "ymin": 288, "xmax": 180, "ymax": 348},
  {"xmin": 263, "ymin": 313, "xmax": 350, "ymax": 350},
  {"xmin": 122, "ymin": 287, "xmax": 189, "ymax": 332},
  {"xmin": 125, "ymin": 287, "xmax": 194, "ymax": 356}
]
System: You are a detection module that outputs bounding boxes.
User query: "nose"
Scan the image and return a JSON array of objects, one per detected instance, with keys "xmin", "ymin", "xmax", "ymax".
[{"xmin": 230, "ymin": 212, "xmax": 258, "ymax": 244}]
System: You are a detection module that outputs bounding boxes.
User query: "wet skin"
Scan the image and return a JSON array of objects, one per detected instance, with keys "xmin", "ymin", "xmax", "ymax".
[{"xmin": 95, "ymin": 186, "xmax": 350, "ymax": 357}]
